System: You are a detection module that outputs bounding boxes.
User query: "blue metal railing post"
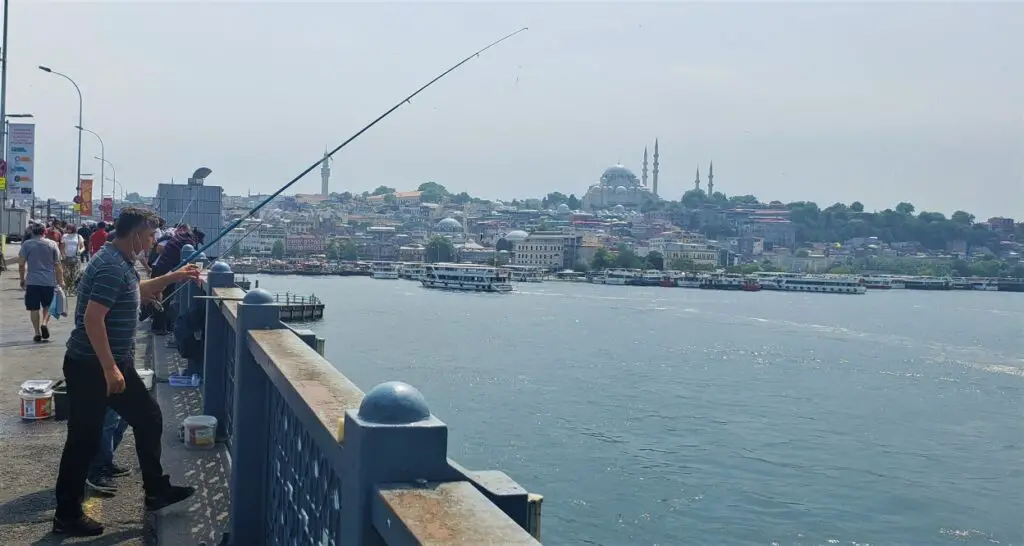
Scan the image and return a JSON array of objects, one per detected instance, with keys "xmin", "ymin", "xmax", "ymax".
[
  {"xmin": 202, "ymin": 261, "xmax": 234, "ymax": 439},
  {"xmin": 340, "ymin": 381, "xmax": 460, "ymax": 544},
  {"xmin": 228, "ymin": 288, "xmax": 284, "ymax": 545}
]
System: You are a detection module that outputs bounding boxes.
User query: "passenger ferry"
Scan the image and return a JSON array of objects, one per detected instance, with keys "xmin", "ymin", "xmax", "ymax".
[
  {"xmin": 398, "ymin": 263, "xmax": 426, "ymax": 281},
  {"xmin": 421, "ymin": 263, "xmax": 513, "ymax": 292},
  {"xmin": 699, "ymin": 274, "xmax": 745, "ymax": 291},
  {"xmin": 903, "ymin": 277, "xmax": 953, "ymax": 291},
  {"xmin": 776, "ymin": 276, "xmax": 866, "ymax": 294},
  {"xmin": 592, "ymin": 268, "xmax": 640, "ymax": 285},
  {"xmin": 673, "ymin": 273, "xmax": 702, "ymax": 289},
  {"xmin": 631, "ymin": 270, "xmax": 665, "ymax": 287},
  {"xmin": 371, "ymin": 262, "xmax": 400, "ymax": 280},
  {"xmin": 862, "ymin": 276, "xmax": 900, "ymax": 289},
  {"xmin": 971, "ymin": 278, "xmax": 999, "ymax": 291},
  {"xmin": 506, "ymin": 265, "xmax": 545, "ymax": 283}
]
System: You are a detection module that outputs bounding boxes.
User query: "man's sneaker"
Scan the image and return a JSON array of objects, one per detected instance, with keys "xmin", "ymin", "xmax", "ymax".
[
  {"xmin": 86, "ymin": 474, "xmax": 118, "ymax": 495},
  {"xmin": 53, "ymin": 514, "xmax": 104, "ymax": 536},
  {"xmin": 145, "ymin": 484, "xmax": 195, "ymax": 511},
  {"xmin": 40, "ymin": 325, "xmax": 50, "ymax": 339},
  {"xmin": 107, "ymin": 463, "xmax": 132, "ymax": 478}
]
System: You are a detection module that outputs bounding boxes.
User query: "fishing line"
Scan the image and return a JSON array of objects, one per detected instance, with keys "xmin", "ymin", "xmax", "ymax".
[
  {"xmin": 156, "ymin": 220, "xmax": 265, "ymax": 306},
  {"xmin": 171, "ymin": 26, "xmax": 529, "ymax": 272}
]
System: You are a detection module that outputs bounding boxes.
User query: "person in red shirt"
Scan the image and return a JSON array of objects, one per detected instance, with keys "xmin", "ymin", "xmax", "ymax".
[
  {"xmin": 46, "ymin": 221, "xmax": 63, "ymax": 245},
  {"xmin": 89, "ymin": 222, "xmax": 109, "ymax": 255}
]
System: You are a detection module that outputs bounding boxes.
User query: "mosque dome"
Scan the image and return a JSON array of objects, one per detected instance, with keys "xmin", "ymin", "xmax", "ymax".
[
  {"xmin": 436, "ymin": 217, "xmax": 462, "ymax": 231},
  {"xmin": 556, "ymin": 203, "xmax": 570, "ymax": 214},
  {"xmin": 505, "ymin": 230, "xmax": 529, "ymax": 241},
  {"xmin": 615, "ymin": 185, "xmax": 627, "ymax": 194},
  {"xmin": 613, "ymin": 204, "xmax": 626, "ymax": 214},
  {"xmin": 600, "ymin": 164, "xmax": 641, "ymax": 188}
]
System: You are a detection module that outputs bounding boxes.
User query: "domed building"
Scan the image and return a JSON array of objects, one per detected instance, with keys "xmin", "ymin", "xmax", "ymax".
[
  {"xmin": 435, "ymin": 217, "xmax": 463, "ymax": 232},
  {"xmin": 581, "ymin": 164, "xmax": 658, "ymax": 211}
]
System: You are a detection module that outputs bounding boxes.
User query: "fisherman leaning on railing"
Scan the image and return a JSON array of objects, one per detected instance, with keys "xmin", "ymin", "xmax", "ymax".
[{"xmin": 53, "ymin": 207, "xmax": 202, "ymax": 538}]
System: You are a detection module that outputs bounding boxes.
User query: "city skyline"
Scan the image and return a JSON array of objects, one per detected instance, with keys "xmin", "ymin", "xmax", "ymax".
[{"xmin": 5, "ymin": 2, "xmax": 1022, "ymax": 218}]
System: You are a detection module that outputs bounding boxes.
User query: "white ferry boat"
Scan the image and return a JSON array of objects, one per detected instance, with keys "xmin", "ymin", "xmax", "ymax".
[
  {"xmin": 421, "ymin": 263, "xmax": 513, "ymax": 292},
  {"xmin": 632, "ymin": 270, "xmax": 664, "ymax": 287},
  {"xmin": 754, "ymin": 272, "xmax": 799, "ymax": 290},
  {"xmin": 971, "ymin": 278, "xmax": 999, "ymax": 291},
  {"xmin": 506, "ymin": 265, "xmax": 545, "ymax": 283},
  {"xmin": 592, "ymin": 268, "xmax": 640, "ymax": 285},
  {"xmin": 399, "ymin": 263, "xmax": 426, "ymax": 281},
  {"xmin": 371, "ymin": 262, "xmax": 400, "ymax": 280},
  {"xmin": 777, "ymin": 276, "xmax": 866, "ymax": 294},
  {"xmin": 667, "ymin": 272, "xmax": 701, "ymax": 288},
  {"xmin": 862, "ymin": 276, "xmax": 897, "ymax": 289},
  {"xmin": 903, "ymin": 277, "xmax": 953, "ymax": 291}
]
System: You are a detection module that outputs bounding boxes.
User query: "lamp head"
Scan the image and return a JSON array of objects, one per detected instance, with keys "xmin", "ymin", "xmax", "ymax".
[{"xmin": 38, "ymin": 66, "xmax": 52, "ymax": 73}]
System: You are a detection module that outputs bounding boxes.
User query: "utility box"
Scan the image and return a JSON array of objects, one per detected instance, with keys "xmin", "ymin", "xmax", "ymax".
[{"xmin": 154, "ymin": 183, "xmax": 223, "ymax": 258}]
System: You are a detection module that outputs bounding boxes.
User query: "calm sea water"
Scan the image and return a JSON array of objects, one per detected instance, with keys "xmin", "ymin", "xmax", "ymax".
[{"xmin": 252, "ymin": 275, "xmax": 1023, "ymax": 546}]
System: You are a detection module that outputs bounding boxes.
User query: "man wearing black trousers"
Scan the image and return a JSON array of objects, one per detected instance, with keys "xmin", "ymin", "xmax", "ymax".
[{"xmin": 53, "ymin": 207, "xmax": 202, "ymax": 536}]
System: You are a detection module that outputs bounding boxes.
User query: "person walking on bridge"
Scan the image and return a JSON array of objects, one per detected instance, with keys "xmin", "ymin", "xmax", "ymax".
[
  {"xmin": 53, "ymin": 207, "xmax": 201, "ymax": 537},
  {"xmin": 18, "ymin": 223, "xmax": 65, "ymax": 342}
]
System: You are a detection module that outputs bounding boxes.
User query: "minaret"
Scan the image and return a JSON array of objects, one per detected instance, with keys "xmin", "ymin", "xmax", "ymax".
[
  {"xmin": 320, "ymin": 145, "xmax": 332, "ymax": 197},
  {"xmin": 641, "ymin": 147, "xmax": 649, "ymax": 187},
  {"xmin": 694, "ymin": 166, "xmax": 701, "ymax": 191},
  {"xmin": 652, "ymin": 139, "xmax": 660, "ymax": 197},
  {"xmin": 707, "ymin": 160, "xmax": 714, "ymax": 196}
]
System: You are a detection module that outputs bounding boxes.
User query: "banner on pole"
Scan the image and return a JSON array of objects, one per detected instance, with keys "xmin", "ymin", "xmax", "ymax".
[
  {"xmin": 80, "ymin": 179, "xmax": 93, "ymax": 217},
  {"xmin": 6, "ymin": 123, "xmax": 36, "ymax": 196},
  {"xmin": 102, "ymin": 197, "xmax": 114, "ymax": 222}
]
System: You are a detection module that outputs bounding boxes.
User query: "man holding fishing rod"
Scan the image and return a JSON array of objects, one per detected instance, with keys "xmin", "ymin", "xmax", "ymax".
[{"xmin": 54, "ymin": 207, "xmax": 202, "ymax": 537}]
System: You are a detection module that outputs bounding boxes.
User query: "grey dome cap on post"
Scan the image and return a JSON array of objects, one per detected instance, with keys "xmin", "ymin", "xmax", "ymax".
[
  {"xmin": 242, "ymin": 288, "xmax": 275, "ymax": 305},
  {"xmin": 209, "ymin": 261, "xmax": 232, "ymax": 273},
  {"xmin": 358, "ymin": 381, "xmax": 431, "ymax": 424}
]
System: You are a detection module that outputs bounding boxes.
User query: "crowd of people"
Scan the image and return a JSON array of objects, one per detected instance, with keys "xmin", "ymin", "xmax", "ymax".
[{"xmin": 14, "ymin": 208, "xmax": 207, "ymax": 537}]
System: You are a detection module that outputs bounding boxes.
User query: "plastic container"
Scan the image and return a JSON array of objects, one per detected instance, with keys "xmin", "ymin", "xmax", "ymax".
[
  {"xmin": 137, "ymin": 369, "xmax": 155, "ymax": 390},
  {"xmin": 20, "ymin": 380, "xmax": 55, "ymax": 420},
  {"xmin": 168, "ymin": 374, "xmax": 201, "ymax": 387},
  {"xmin": 183, "ymin": 415, "xmax": 218, "ymax": 450}
]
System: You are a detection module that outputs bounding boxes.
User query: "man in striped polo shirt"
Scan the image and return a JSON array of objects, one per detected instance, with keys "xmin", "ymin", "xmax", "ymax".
[{"xmin": 53, "ymin": 207, "xmax": 202, "ymax": 537}]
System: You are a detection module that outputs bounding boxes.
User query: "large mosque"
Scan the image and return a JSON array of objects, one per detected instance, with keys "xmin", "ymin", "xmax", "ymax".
[{"xmin": 581, "ymin": 140, "xmax": 661, "ymax": 211}]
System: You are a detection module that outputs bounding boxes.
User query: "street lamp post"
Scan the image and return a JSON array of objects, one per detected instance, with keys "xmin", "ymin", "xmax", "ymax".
[
  {"xmin": 93, "ymin": 155, "xmax": 116, "ymax": 216},
  {"xmin": 38, "ymin": 65, "xmax": 83, "ymax": 220},
  {"xmin": 78, "ymin": 126, "xmax": 104, "ymax": 206}
]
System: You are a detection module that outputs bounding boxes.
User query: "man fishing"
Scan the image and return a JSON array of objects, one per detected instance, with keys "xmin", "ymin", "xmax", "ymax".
[{"xmin": 54, "ymin": 207, "xmax": 201, "ymax": 537}]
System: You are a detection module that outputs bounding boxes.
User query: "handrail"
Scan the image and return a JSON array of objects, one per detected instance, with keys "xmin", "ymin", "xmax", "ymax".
[{"xmin": 189, "ymin": 261, "xmax": 542, "ymax": 545}]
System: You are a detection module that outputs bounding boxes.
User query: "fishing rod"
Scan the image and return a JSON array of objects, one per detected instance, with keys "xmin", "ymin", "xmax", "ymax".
[
  {"xmin": 173, "ymin": 26, "xmax": 529, "ymax": 272},
  {"xmin": 157, "ymin": 220, "xmax": 265, "ymax": 306}
]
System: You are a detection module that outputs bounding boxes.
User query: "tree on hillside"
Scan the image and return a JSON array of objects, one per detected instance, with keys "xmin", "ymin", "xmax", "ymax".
[
  {"xmin": 590, "ymin": 247, "xmax": 615, "ymax": 270},
  {"xmin": 850, "ymin": 201, "xmax": 865, "ymax": 212},
  {"xmin": 645, "ymin": 251, "xmax": 664, "ymax": 271},
  {"xmin": 418, "ymin": 181, "xmax": 449, "ymax": 203},
  {"xmin": 341, "ymin": 241, "xmax": 359, "ymax": 261},
  {"xmin": 951, "ymin": 210, "xmax": 975, "ymax": 225},
  {"xmin": 425, "ymin": 236, "xmax": 456, "ymax": 263},
  {"xmin": 372, "ymin": 186, "xmax": 396, "ymax": 196},
  {"xmin": 895, "ymin": 202, "xmax": 916, "ymax": 215},
  {"xmin": 565, "ymin": 194, "xmax": 581, "ymax": 210},
  {"xmin": 614, "ymin": 244, "xmax": 643, "ymax": 269},
  {"xmin": 271, "ymin": 239, "xmax": 285, "ymax": 259}
]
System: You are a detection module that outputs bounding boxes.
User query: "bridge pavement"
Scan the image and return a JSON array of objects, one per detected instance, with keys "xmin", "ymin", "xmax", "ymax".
[{"xmin": 0, "ymin": 243, "xmax": 156, "ymax": 545}]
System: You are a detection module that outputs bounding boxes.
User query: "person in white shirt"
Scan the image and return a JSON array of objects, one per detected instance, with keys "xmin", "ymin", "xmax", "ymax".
[{"xmin": 61, "ymin": 225, "xmax": 85, "ymax": 292}]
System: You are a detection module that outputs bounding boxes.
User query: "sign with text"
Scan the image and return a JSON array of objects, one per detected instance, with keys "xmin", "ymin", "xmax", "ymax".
[
  {"xmin": 102, "ymin": 197, "xmax": 113, "ymax": 222},
  {"xmin": 6, "ymin": 123, "xmax": 35, "ymax": 196},
  {"xmin": 80, "ymin": 178, "xmax": 93, "ymax": 217}
]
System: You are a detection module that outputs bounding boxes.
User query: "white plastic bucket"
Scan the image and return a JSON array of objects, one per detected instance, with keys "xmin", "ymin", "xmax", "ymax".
[
  {"xmin": 183, "ymin": 415, "xmax": 218, "ymax": 450},
  {"xmin": 20, "ymin": 380, "xmax": 54, "ymax": 420},
  {"xmin": 137, "ymin": 369, "xmax": 155, "ymax": 390}
]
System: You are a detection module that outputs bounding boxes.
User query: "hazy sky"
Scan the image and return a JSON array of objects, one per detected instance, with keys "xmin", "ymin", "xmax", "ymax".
[{"xmin": 7, "ymin": 1, "xmax": 1023, "ymax": 217}]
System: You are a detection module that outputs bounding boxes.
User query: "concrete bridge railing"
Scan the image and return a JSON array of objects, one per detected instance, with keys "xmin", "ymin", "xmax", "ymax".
[{"xmin": 182, "ymin": 261, "xmax": 542, "ymax": 545}]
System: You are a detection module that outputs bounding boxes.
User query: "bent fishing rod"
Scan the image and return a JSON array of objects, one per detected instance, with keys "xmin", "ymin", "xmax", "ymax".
[{"xmin": 172, "ymin": 26, "xmax": 529, "ymax": 272}]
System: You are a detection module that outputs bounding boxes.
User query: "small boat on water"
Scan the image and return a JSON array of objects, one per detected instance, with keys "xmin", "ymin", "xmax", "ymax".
[{"xmin": 776, "ymin": 276, "xmax": 866, "ymax": 294}]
